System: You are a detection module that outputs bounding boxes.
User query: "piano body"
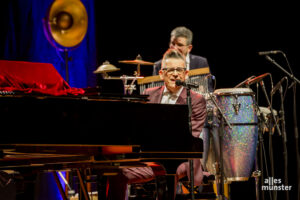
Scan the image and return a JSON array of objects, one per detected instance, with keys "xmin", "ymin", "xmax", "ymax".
[
  {"xmin": 0, "ymin": 93, "xmax": 203, "ymax": 200},
  {"xmin": 0, "ymin": 60, "xmax": 205, "ymax": 199}
]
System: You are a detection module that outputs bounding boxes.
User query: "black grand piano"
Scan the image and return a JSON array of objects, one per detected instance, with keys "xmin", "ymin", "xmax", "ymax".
[
  {"xmin": 0, "ymin": 93, "xmax": 204, "ymax": 200},
  {"xmin": 0, "ymin": 60, "xmax": 207, "ymax": 200}
]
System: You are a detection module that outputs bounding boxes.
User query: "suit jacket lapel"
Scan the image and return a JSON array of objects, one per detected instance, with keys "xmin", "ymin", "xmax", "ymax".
[
  {"xmin": 176, "ymin": 88, "xmax": 187, "ymax": 104},
  {"xmin": 149, "ymin": 86, "xmax": 164, "ymax": 103}
]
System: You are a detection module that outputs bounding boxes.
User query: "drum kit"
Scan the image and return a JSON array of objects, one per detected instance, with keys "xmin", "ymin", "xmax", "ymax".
[{"xmin": 93, "ymin": 55, "xmax": 154, "ymax": 95}]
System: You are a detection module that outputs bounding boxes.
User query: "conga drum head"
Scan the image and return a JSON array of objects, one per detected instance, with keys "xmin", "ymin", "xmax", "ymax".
[{"xmin": 214, "ymin": 88, "xmax": 254, "ymax": 95}]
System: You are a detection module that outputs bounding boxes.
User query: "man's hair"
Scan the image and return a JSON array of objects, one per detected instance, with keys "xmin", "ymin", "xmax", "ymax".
[
  {"xmin": 161, "ymin": 49, "xmax": 186, "ymax": 69},
  {"xmin": 170, "ymin": 26, "xmax": 193, "ymax": 45}
]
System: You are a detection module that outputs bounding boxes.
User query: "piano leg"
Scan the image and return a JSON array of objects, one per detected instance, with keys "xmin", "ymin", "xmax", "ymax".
[
  {"xmin": 156, "ymin": 175, "xmax": 176, "ymax": 200},
  {"xmin": 0, "ymin": 171, "xmax": 16, "ymax": 200},
  {"xmin": 96, "ymin": 174, "xmax": 108, "ymax": 200},
  {"xmin": 107, "ymin": 173, "xmax": 128, "ymax": 200},
  {"xmin": 76, "ymin": 169, "xmax": 90, "ymax": 200},
  {"xmin": 52, "ymin": 172, "xmax": 68, "ymax": 200}
]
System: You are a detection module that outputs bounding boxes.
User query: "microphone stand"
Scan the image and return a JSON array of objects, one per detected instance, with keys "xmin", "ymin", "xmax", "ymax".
[
  {"xmin": 265, "ymin": 56, "xmax": 300, "ymax": 85},
  {"xmin": 234, "ymin": 76, "xmax": 256, "ymax": 88},
  {"xmin": 292, "ymin": 83, "xmax": 300, "ymax": 200},
  {"xmin": 186, "ymin": 86, "xmax": 195, "ymax": 200},
  {"xmin": 259, "ymin": 81, "xmax": 282, "ymax": 137},
  {"xmin": 256, "ymin": 111, "xmax": 265, "ymax": 200},
  {"xmin": 268, "ymin": 109, "xmax": 277, "ymax": 200},
  {"xmin": 254, "ymin": 84, "xmax": 263, "ymax": 200},
  {"xmin": 259, "ymin": 80, "xmax": 278, "ymax": 200},
  {"xmin": 264, "ymin": 55, "xmax": 300, "ymax": 199},
  {"xmin": 277, "ymin": 85, "xmax": 289, "ymax": 200},
  {"xmin": 253, "ymin": 88, "xmax": 270, "ymax": 200},
  {"xmin": 208, "ymin": 92, "xmax": 233, "ymax": 200}
]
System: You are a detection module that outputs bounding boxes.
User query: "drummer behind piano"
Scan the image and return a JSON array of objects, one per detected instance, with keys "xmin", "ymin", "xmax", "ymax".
[
  {"xmin": 107, "ymin": 49, "xmax": 208, "ymax": 200},
  {"xmin": 152, "ymin": 26, "xmax": 214, "ymax": 92}
]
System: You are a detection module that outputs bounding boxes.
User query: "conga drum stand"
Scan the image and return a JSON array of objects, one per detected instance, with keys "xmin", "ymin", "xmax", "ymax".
[{"xmin": 208, "ymin": 93, "xmax": 233, "ymax": 200}]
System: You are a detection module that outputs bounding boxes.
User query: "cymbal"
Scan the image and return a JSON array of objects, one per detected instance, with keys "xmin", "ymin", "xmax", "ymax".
[
  {"xmin": 93, "ymin": 61, "xmax": 120, "ymax": 74},
  {"xmin": 119, "ymin": 60, "xmax": 154, "ymax": 65},
  {"xmin": 118, "ymin": 54, "xmax": 154, "ymax": 65}
]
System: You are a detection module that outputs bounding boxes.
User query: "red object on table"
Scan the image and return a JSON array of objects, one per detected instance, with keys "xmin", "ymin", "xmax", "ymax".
[{"xmin": 0, "ymin": 60, "xmax": 84, "ymax": 96}]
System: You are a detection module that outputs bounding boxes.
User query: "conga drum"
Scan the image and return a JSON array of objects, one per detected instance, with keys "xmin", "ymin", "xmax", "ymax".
[{"xmin": 213, "ymin": 88, "xmax": 258, "ymax": 181}]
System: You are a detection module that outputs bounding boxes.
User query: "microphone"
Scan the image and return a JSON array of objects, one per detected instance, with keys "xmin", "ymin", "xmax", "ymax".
[
  {"xmin": 234, "ymin": 75, "xmax": 256, "ymax": 88},
  {"xmin": 205, "ymin": 74, "xmax": 215, "ymax": 80},
  {"xmin": 271, "ymin": 77, "xmax": 287, "ymax": 95},
  {"xmin": 245, "ymin": 73, "xmax": 270, "ymax": 86},
  {"xmin": 175, "ymin": 80, "xmax": 199, "ymax": 88},
  {"xmin": 258, "ymin": 50, "xmax": 281, "ymax": 56}
]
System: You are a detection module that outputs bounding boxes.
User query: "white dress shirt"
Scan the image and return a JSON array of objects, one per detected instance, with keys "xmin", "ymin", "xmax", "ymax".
[
  {"xmin": 186, "ymin": 53, "xmax": 190, "ymax": 70},
  {"xmin": 160, "ymin": 86, "xmax": 184, "ymax": 104}
]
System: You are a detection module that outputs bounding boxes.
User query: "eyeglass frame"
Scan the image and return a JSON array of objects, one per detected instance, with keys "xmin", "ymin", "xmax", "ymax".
[{"xmin": 161, "ymin": 67, "xmax": 187, "ymax": 74}]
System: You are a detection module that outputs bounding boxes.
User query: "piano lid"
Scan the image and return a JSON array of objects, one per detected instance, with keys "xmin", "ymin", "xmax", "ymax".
[{"xmin": 0, "ymin": 95, "xmax": 202, "ymax": 152}]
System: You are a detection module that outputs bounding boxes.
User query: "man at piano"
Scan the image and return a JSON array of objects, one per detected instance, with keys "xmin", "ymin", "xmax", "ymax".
[
  {"xmin": 152, "ymin": 26, "xmax": 215, "ymax": 171},
  {"xmin": 108, "ymin": 49, "xmax": 209, "ymax": 199}
]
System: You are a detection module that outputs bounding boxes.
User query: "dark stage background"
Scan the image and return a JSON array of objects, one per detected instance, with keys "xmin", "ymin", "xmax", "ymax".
[
  {"xmin": 1, "ymin": 1, "xmax": 299, "ymax": 200},
  {"xmin": 94, "ymin": 3, "xmax": 300, "ymax": 199}
]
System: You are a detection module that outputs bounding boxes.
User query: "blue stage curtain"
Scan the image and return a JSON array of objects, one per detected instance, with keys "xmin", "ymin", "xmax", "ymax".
[
  {"xmin": 1, "ymin": 1, "xmax": 97, "ymax": 199},
  {"xmin": 1, "ymin": 0, "xmax": 97, "ymax": 88}
]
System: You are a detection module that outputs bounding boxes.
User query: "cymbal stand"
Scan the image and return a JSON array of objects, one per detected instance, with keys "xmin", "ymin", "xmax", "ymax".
[
  {"xmin": 135, "ymin": 63, "xmax": 141, "ymax": 77},
  {"xmin": 208, "ymin": 93, "xmax": 233, "ymax": 200},
  {"xmin": 134, "ymin": 54, "xmax": 142, "ymax": 76},
  {"xmin": 120, "ymin": 75, "xmax": 143, "ymax": 95},
  {"xmin": 64, "ymin": 49, "xmax": 70, "ymax": 84}
]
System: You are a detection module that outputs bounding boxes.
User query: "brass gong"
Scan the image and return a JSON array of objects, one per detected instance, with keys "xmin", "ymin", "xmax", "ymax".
[{"xmin": 46, "ymin": 0, "xmax": 88, "ymax": 48}]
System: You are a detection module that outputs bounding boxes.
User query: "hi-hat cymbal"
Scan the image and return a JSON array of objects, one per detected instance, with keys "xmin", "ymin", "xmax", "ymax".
[
  {"xmin": 118, "ymin": 54, "xmax": 154, "ymax": 65},
  {"xmin": 93, "ymin": 61, "xmax": 120, "ymax": 74}
]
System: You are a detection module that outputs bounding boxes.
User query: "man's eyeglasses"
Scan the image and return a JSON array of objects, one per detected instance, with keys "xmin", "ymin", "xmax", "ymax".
[
  {"xmin": 162, "ymin": 67, "xmax": 186, "ymax": 74},
  {"xmin": 170, "ymin": 42, "xmax": 188, "ymax": 48}
]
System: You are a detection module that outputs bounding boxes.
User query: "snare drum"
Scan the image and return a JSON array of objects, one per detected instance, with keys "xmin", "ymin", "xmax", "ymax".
[{"xmin": 213, "ymin": 88, "xmax": 258, "ymax": 181}]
